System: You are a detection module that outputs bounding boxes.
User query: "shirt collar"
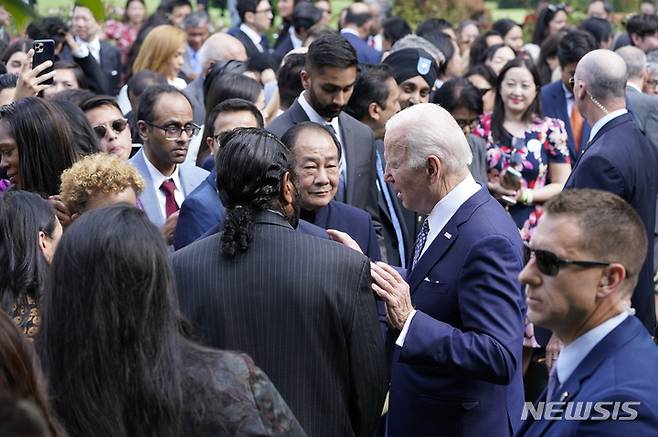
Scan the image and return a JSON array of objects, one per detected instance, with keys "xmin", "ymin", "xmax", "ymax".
[
  {"xmin": 142, "ymin": 150, "xmax": 182, "ymax": 194},
  {"xmin": 340, "ymin": 28, "xmax": 361, "ymax": 38},
  {"xmin": 561, "ymin": 82, "xmax": 574, "ymax": 100},
  {"xmin": 289, "ymin": 26, "xmax": 303, "ymax": 49},
  {"xmin": 422, "ymin": 174, "xmax": 480, "ymax": 256},
  {"xmin": 627, "ymin": 82, "xmax": 642, "ymax": 93},
  {"xmin": 298, "ymin": 91, "xmax": 338, "ymax": 125},
  {"xmin": 588, "ymin": 108, "xmax": 628, "ymax": 142},
  {"xmin": 240, "ymin": 23, "xmax": 263, "ymax": 47},
  {"xmin": 556, "ymin": 311, "xmax": 629, "ymax": 385}
]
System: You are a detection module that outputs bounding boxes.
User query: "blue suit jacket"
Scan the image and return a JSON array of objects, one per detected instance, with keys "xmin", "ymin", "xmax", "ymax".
[
  {"xmin": 174, "ymin": 169, "xmax": 329, "ymax": 249},
  {"xmin": 388, "ymin": 188, "xmax": 526, "ymax": 437},
  {"xmin": 340, "ymin": 31, "xmax": 382, "ymax": 65},
  {"xmin": 564, "ymin": 113, "xmax": 657, "ymax": 334},
  {"xmin": 306, "ymin": 200, "xmax": 381, "ymax": 261},
  {"xmin": 129, "ymin": 149, "xmax": 209, "ymax": 228},
  {"xmin": 541, "ymin": 80, "xmax": 590, "ymax": 164},
  {"xmin": 272, "ymin": 31, "xmax": 294, "ymax": 66},
  {"xmin": 516, "ymin": 316, "xmax": 658, "ymax": 436},
  {"xmin": 174, "ymin": 170, "xmax": 221, "ymax": 250}
]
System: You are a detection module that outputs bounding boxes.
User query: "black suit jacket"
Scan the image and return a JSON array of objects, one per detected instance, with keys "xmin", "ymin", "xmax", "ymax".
[
  {"xmin": 267, "ymin": 100, "xmax": 382, "ymax": 233},
  {"xmin": 172, "ymin": 211, "xmax": 387, "ymax": 437},
  {"xmin": 230, "ymin": 27, "xmax": 274, "ymax": 69},
  {"xmin": 564, "ymin": 112, "xmax": 657, "ymax": 333},
  {"xmin": 99, "ymin": 41, "xmax": 121, "ymax": 96},
  {"xmin": 59, "ymin": 45, "xmax": 109, "ymax": 95}
]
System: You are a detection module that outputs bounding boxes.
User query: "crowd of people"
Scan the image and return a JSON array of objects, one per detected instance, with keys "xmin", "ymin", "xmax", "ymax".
[{"xmin": 1, "ymin": 0, "xmax": 658, "ymax": 435}]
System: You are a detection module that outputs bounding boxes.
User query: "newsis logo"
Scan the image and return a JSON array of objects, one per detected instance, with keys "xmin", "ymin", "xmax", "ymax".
[{"xmin": 522, "ymin": 401, "xmax": 640, "ymax": 421}]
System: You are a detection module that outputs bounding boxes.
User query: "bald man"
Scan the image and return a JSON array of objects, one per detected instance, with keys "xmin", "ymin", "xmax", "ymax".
[
  {"xmin": 565, "ymin": 49, "xmax": 658, "ymax": 334},
  {"xmin": 183, "ymin": 32, "xmax": 248, "ymax": 125},
  {"xmin": 340, "ymin": 2, "xmax": 381, "ymax": 64}
]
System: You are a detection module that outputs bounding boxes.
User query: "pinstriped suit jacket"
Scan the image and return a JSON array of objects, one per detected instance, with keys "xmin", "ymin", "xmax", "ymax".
[{"xmin": 171, "ymin": 211, "xmax": 387, "ymax": 437}]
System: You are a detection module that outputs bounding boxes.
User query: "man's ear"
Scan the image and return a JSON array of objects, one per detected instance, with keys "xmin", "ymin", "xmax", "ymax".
[
  {"xmin": 596, "ymin": 263, "xmax": 626, "ymax": 298},
  {"xmin": 206, "ymin": 136, "xmax": 216, "ymax": 155},
  {"xmin": 137, "ymin": 120, "xmax": 149, "ymax": 142},
  {"xmin": 281, "ymin": 171, "xmax": 294, "ymax": 205},
  {"xmin": 367, "ymin": 102, "xmax": 380, "ymax": 122},
  {"xmin": 244, "ymin": 11, "xmax": 255, "ymax": 26},
  {"xmin": 426, "ymin": 155, "xmax": 441, "ymax": 183},
  {"xmin": 300, "ymin": 69, "xmax": 311, "ymax": 91},
  {"xmin": 630, "ymin": 33, "xmax": 642, "ymax": 47}
]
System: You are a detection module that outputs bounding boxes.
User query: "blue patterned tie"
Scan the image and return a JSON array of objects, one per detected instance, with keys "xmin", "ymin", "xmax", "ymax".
[{"xmin": 411, "ymin": 219, "xmax": 430, "ymax": 270}]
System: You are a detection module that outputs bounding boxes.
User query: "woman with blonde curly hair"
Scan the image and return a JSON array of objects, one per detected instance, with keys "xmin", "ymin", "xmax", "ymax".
[
  {"xmin": 59, "ymin": 153, "xmax": 144, "ymax": 219},
  {"xmin": 132, "ymin": 24, "xmax": 186, "ymax": 88}
]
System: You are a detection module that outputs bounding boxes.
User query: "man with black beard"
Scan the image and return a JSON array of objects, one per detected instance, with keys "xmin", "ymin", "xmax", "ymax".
[
  {"xmin": 171, "ymin": 128, "xmax": 387, "ymax": 437},
  {"xmin": 268, "ymin": 33, "xmax": 381, "ymax": 233}
]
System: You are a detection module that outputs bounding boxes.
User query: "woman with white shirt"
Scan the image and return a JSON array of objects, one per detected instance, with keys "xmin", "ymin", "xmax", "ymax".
[{"xmin": 118, "ymin": 25, "xmax": 187, "ymax": 113}]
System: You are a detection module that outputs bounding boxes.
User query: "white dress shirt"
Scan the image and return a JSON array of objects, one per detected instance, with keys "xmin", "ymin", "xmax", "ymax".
[
  {"xmin": 555, "ymin": 311, "xmax": 629, "ymax": 385},
  {"xmin": 588, "ymin": 108, "xmax": 628, "ymax": 143},
  {"xmin": 75, "ymin": 35, "xmax": 101, "ymax": 63},
  {"xmin": 396, "ymin": 174, "xmax": 482, "ymax": 346},
  {"xmin": 240, "ymin": 23, "xmax": 264, "ymax": 52},
  {"xmin": 143, "ymin": 152, "xmax": 185, "ymax": 219},
  {"xmin": 289, "ymin": 26, "xmax": 303, "ymax": 49}
]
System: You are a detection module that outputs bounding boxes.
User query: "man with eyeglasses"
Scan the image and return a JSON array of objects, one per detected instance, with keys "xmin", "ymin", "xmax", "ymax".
[
  {"xmin": 79, "ymin": 95, "xmax": 133, "ymax": 161},
  {"xmin": 130, "ymin": 85, "xmax": 208, "ymax": 244},
  {"xmin": 229, "ymin": 0, "xmax": 274, "ymax": 68},
  {"xmin": 565, "ymin": 49, "xmax": 657, "ymax": 335},
  {"xmin": 517, "ymin": 189, "xmax": 658, "ymax": 436}
]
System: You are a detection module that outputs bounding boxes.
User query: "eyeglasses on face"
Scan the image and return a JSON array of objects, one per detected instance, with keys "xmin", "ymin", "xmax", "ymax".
[
  {"xmin": 146, "ymin": 121, "xmax": 200, "ymax": 140},
  {"xmin": 523, "ymin": 242, "xmax": 610, "ymax": 276},
  {"xmin": 646, "ymin": 79, "xmax": 658, "ymax": 89},
  {"xmin": 93, "ymin": 119, "xmax": 128, "ymax": 139},
  {"xmin": 254, "ymin": 7, "xmax": 272, "ymax": 14},
  {"xmin": 455, "ymin": 117, "xmax": 478, "ymax": 131}
]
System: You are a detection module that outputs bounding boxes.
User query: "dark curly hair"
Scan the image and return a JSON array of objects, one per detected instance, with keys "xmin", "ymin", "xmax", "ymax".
[{"xmin": 215, "ymin": 128, "xmax": 296, "ymax": 258}]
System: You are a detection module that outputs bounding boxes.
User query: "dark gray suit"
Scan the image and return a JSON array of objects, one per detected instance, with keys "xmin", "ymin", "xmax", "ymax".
[
  {"xmin": 267, "ymin": 100, "xmax": 381, "ymax": 230},
  {"xmin": 626, "ymin": 86, "xmax": 658, "ymax": 272},
  {"xmin": 171, "ymin": 211, "xmax": 387, "ymax": 437},
  {"xmin": 183, "ymin": 76, "xmax": 205, "ymax": 126}
]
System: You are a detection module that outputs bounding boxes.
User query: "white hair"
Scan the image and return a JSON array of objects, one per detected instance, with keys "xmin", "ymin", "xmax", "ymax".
[
  {"xmin": 615, "ymin": 45, "xmax": 647, "ymax": 80},
  {"xmin": 385, "ymin": 103, "xmax": 472, "ymax": 173}
]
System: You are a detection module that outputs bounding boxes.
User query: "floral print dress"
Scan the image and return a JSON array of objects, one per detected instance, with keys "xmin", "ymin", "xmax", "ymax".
[{"xmin": 473, "ymin": 113, "xmax": 570, "ymax": 240}]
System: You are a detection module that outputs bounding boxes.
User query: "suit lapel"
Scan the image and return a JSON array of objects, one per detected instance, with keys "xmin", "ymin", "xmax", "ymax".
[
  {"xmin": 289, "ymin": 100, "xmax": 311, "ymax": 125},
  {"xmin": 524, "ymin": 316, "xmax": 643, "ymax": 436},
  {"xmin": 132, "ymin": 151, "xmax": 165, "ymax": 226},
  {"xmin": 407, "ymin": 189, "xmax": 487, "ymax": 293},
  {"xmin": 313, "ymin": 203, "xmax": 331, "ymax": 228},
  {"xmin": 338, "ymin": 113, "xmax": 358, "ymax": 204}
]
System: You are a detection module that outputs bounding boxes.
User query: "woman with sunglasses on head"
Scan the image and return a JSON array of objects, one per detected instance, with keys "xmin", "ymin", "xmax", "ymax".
[
  {"xmin": 38, "ymin": 205, "xmax": 304, "ymax": 437},
  {"xmin": 0, "ymin": 191, "xmax": 62, "ymax": 340},
  {"xmin": 532, "ymin": 3, "xmax": 569, "ymax": 47},
  {"xmin": 465, "ymin": 64, "xmax": 497, "ymax": 113},
  {"xmin": 472, "ymin": 58, "xmax": 570, "ymax": 241}
]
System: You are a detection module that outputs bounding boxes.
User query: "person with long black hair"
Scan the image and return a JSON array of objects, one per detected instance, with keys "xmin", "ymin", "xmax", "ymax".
[
  {"xmin": 172, "ymin": 128, "xmax": 386, "ymax": 437},
  {"xmin": 0, "ymin": 191, "xmax": 62, "ymax": 339},
  {"xmin": 39, "ymin": 204, "xmax": 304, "ymax": 437}
]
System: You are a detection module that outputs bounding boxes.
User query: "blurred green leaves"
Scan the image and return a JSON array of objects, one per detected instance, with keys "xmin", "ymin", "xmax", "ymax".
[{"xmin": 3, "ymin": 0, "xmax": 105, "ymax": 32}]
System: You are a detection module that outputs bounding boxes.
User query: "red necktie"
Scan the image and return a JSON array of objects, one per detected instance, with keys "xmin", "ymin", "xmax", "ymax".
[{"xmin": 160, "ymin": 179, "xmax": 179, "ymax": 217}]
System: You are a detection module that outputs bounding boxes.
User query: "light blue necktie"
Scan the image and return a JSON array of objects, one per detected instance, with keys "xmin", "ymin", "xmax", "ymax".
[{"xmin": 376, "ymin": 153, "xmax": 406, "ymax": 267}]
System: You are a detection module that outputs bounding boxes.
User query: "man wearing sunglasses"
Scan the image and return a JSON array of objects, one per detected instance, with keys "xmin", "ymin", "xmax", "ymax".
[
  {"xmin": 80, "ymin": 95, "xmax": 133, "ymax": 161},
  {"xmin": 517, "ymin": 189, "xmax": 658, "ymax": 436},
  {"xmin": 130, "ymin": 85, "xmax": 208, "ymax": 244}
]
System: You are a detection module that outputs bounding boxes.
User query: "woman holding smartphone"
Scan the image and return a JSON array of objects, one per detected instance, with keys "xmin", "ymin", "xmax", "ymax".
[{"xmin": 472, "ymin": 58, "xmax": 570, "ymax": 240}]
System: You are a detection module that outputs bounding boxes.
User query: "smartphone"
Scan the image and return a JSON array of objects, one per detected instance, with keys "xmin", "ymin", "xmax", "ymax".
[
  {"xmin": 32, "ymin": 39, "xmax": 56, "ymax": 85},
  {"xmin": 501, "ymin": 167, "xmax": 522, "ymax": 191}
]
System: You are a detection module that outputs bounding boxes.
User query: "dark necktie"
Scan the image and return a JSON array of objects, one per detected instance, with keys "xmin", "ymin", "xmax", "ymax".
[
  {"xmin": 160, "ymin": 179, "xmax": 179, "ymax": 217},
  {"xmin": 545, "ymin": 366, "xmax": 560, "ymax": 402},
  {"xmin": 411, "ymin": 219, "xmax": 430, "ymax": 270}
]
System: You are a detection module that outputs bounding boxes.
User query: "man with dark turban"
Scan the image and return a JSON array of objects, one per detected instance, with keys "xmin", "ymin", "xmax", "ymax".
[{"xmin": 383, "ymin": 47, "xmax": 439, "ymax": 109}]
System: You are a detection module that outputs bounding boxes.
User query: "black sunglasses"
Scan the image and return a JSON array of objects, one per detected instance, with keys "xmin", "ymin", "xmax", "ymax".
[
  {"xmin": 523, "ymin": 243, "xmax": 610, "ymax": 276},
  {"xmin": 93, "ymin": 119, "xmax": 129, "ymax": 139}
]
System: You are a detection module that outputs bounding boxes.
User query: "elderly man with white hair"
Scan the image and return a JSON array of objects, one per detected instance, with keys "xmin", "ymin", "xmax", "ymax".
[
  {"xmin": 371, "ymin": 103, "xmax": 526, "ymax": 437},
  {"xmin": 565, "ymin": 49, "xmax": 658, "ymax": 335}
]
